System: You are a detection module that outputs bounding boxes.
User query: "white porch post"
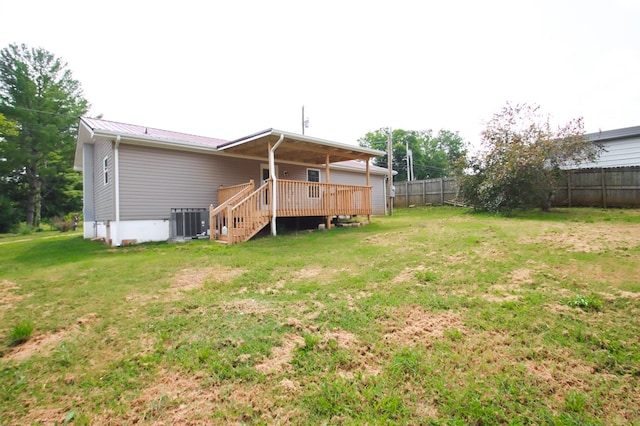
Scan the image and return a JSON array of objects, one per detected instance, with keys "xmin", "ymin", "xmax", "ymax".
[
  {"xmin": 270, "ymin": 134, "xmax": 285, "ymax": 236},
  {"xmin": 325, "ymin": 153, "xmax": 331, "ymax": 229}
]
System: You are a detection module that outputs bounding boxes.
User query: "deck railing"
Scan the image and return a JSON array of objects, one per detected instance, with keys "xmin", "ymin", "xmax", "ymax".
[
  {"xmin": 226, "ymin": 181, "xmax": 272, "ymax": 244},
  {"xmin": 210, "ymin": 180, "xmax": 255, "ymax": 242},
  {"xmin": 275, "ymin": 179, "xmax": 372, "ymax": 217},
  {"xmin": 218, "ymin": 179, "xmax": 254, "ymax": 205},
  {"xmin": 212, "ymin": 179, "xmax": 372, "ymax": 244}
]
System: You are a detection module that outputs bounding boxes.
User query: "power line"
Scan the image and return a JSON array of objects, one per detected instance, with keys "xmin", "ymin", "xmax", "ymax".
[{"xmin": 1, "ymin": 105, "xmax": 81, "ymax": 119}]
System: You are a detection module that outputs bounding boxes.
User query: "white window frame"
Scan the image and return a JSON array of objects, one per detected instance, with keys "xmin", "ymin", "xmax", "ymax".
[
  {"xmin": 307, "ymin": 168, "xmax": 321, "ymax": 198},
  {"xmin": 103, "ymin": 156, "xmax": 109, "ymax": 185},
  {"xmin": 260, "ymin": 163, "xmax": 278, "ymax": 183}
]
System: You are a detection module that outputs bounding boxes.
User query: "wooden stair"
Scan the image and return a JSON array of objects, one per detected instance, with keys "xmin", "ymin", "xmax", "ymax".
[{"xmin": 210, "ymin": 181, "xmax": 271, "ymax": 245}]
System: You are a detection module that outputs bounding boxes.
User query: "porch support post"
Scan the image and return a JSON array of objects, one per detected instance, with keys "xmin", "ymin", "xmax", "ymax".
[
  {"xmin": 366, "ymin": 160, "xmax": 371, "ymax": 222},
  {"xmin": 270, "ymin": 134, "xmax": 285, "ymax": 236},
  {"xmin": 325, "ymin": 154, "xmax": 331, "ymax": 229}
]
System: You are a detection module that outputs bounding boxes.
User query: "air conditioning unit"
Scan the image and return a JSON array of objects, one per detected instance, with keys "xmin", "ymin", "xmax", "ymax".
[{"xmin": 171, "ymin": 208, "xmax": 209, "ymax": 239}]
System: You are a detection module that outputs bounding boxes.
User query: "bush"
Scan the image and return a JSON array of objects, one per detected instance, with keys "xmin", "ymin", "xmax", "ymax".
[
  {"xmin": 50, "ymin": 212, "xmax": 81, "ymax": 232},
  {"xmin": 52, "ymin": 216, "xmax": 73, "ymax": 232}
]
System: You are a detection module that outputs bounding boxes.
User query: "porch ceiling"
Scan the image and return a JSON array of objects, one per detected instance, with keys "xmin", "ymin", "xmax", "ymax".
[{"xmin": 218, "ymin": 129, "xmax": 383, "ymax": 164}]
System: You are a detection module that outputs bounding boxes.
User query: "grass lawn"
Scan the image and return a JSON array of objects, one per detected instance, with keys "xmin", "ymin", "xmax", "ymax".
[{"xmin": 1, "ymin": 207, "xmax": 639, "ymax": 425}]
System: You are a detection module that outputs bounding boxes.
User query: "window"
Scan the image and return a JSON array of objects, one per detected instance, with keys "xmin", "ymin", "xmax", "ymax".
[
  {"xmin": 307, "ymin": 168, "xmax": 320, "ymax": 198},
  {"xmin": 103, "ymin": 157, "xmax": 109, "ymax": 185}
]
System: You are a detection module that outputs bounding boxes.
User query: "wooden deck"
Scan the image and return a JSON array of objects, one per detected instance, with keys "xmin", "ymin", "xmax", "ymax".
[{"xmin": 210, "ymin": 179, "xmax": 372, "ymax": 244}]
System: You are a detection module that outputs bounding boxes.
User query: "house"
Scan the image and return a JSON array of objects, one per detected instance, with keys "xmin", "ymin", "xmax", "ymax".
[
  {"xmin": 556, "ymin": 125, "xmax": 640, "ymax": 207},
  {"xmin": 74, "ymin": 117, "xmax": 386, "ymax": 246},
  {"xmin": 571, "ymin": 125, "xmax": 640, "ymax": 169}
]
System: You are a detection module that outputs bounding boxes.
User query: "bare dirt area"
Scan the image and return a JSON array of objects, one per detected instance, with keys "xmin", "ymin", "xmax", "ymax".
[
  {"xmin": 392, "ymin": 264, "xmax": 426, "ymax": 284},
  {"xmin": 3, "ymin": 313, "xmax": 99, "ymax": 362},
  {"xmin": 519, "ymin": 223, "xmax": 640, "ymax": 254},
  {"xmin": 382, "ymin": 305, "xmax": 465, "ymax": 346},
  {"xmin": 91, "ymin": 370, "xmax": 301, "ymax": 425},
  {"xmin": 255, "ymin": 333, "xmax": 305, "ymax": 375},
  {"xmin": 0, "ymin": 280, "xmax": 30, "ymax": 311}
]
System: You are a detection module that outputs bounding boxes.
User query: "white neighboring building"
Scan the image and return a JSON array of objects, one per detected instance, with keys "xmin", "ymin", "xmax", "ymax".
[{"xmin": 572, "ymin": 126, "xmax": 640, "ymax": 169}]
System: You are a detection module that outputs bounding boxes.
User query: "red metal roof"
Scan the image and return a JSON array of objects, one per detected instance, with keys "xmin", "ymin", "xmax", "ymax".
[{"xmin": 80, "ymin": 117, "xmax": 227, "ymax": 148}]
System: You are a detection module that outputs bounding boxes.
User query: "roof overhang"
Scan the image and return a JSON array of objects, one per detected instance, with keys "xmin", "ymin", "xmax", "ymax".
[{"xmin": 218, "ymin": 129, "xmax": 383, "ymax": 164}]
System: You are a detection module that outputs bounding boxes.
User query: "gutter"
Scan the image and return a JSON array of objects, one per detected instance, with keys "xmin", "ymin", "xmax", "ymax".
[
  {"xmin": 114, "ymin": 135, "xmax": 121, "ymax": 246},
  {"xmin": 270, "ymin": 133, "xmax": 285, "ymax": 236}
]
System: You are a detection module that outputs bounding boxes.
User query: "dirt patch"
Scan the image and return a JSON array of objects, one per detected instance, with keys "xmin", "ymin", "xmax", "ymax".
[
  {"xmin": 255, "ymin": 333, "xmax": 305, "ymax": 375},
  {"xmin": 484, "ymin": 283, "xmax": 523, "ymax": 303},
  {"xmin": 87, "ymin": 369, "xmax": 302, "ymax": 425},
  {"xmin": 292, "ymin": 265, "xmax": 324, "ymax": 280},
  {"xmin": 616, "ymin": 290, "xmax": 640, "ymax": 300},
  {"xmin": 127, "ymin": 266, "xmax": 246, "ymax": 304},
  {"xmin": 382, "ymin": 305, "xmax": 464, "ymax": 346},
  {"xmin": 362, "ymin": 230, "xmax": 421, "ymax": 247},
  {"xmin": 3, "ymin": 313, "xmax": 99, "ymax": 362},
  {"xmin": 393, "ymin": 264, "xmax": 425, "ymax": 284},
  {"xmin": 519, "ymin": 223, "xmax": 640, "ymax": 254},
  {"xmin": 510, "ymin": 268, "xmax": 535, "ymax": 285},
  {"xmin": 0, "ymin": 280, "xmax": 31, "ymax": 311},
  {"xmin": 219, "ymin": 299, "xmax": 272, "ymax": 316},
  {"xmin": 172, "ymin": 266, "xmax": 244, "ymax": 292},
  {"xmin": 523, "ymin": 351, "xmax": 597, "ymax": 403}
]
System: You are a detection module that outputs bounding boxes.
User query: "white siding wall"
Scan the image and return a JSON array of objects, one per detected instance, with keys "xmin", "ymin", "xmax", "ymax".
[
  {"xmin": 571, "ymin": 137, "xmax": 640, "ymax": 169},
  {"xmin": 93, "ymin": 139, "xmax": 114, "ymax": 221}
]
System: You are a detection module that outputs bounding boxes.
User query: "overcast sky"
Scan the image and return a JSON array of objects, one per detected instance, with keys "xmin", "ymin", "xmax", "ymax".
[{"xmin": 2, "ymin": 0, "xmax": 639, "ymax": 148}]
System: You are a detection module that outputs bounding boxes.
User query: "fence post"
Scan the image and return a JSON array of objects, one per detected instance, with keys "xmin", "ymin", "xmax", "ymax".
[
  {"xmin": 600, "ymin": 168, "xmax": 607, "ymax": 209},
  {"xmin": 405, "ymin": 181, "xmax": 409, "ymax": 207},
  {"xmin": 440, "ymin": 178, "xmax": 444, "ymax": 206},
  {"xmin": 567, "ymin": 170, "xmax": 572, "ymax": 207}
]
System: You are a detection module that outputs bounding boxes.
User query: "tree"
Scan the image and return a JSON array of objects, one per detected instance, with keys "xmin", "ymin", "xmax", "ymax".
[
  {"xmin": 458, "ymin": 102, "xmax": 601, "ymax": 213},
  {"xmin": 0, "ymin": 44, "xmax": 88, "ymax": 227},
  {"xmin": 358, "ymin": 128, "xmax": 467, "ymax": 181}
]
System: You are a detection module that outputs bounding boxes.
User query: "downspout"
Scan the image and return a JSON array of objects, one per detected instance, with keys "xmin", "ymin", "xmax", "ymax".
[
  {"xmin": 114, "ymin": 135, "xmax": 121, "ymax": 246},
  {"xmin": 270, "ymin": 133, "xmax": 285, "ymax": 236}
]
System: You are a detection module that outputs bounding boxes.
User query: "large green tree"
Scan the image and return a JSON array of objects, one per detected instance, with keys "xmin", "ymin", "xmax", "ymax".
[
  {"xmin": 358, "ymin": 128, "xmax": 467, "ymax": 181},
  {"xmin": 458, "ymin": 102, "xmax": 601, "ymax": 213},
  {"xmin": 0, "ymin": 43, "xmax": 88, "ymax": 227}
]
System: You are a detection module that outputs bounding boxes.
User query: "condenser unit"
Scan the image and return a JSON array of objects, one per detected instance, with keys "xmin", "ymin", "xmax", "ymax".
[{"xmin": 171, "ymin": 208, "xmax": 209, "ymax": 239}]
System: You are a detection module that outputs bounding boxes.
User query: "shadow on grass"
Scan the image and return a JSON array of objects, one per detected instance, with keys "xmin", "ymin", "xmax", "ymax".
[{"xmin": 5, "ymin": 237, "xmax": 108, "ymax": 268}]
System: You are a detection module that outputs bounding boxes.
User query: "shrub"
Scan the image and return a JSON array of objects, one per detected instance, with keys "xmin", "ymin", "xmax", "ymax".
[{"xmin": 52, "ymin": 216, "xmax": 73, "ymax": 232}]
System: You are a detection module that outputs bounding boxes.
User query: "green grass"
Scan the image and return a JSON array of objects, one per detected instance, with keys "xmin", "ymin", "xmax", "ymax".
[
  {"xmin": 7, "ymin": 320, "xmax": 33, "ymax": 347},
  {"xmin": 1, "ymin": 207, "xmax": 639, "ymax": 424}
]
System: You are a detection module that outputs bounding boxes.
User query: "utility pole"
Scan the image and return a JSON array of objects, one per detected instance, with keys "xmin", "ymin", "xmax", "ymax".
[
  {"xmin": 387, "ymin": 127, "xmax": 394, "ymax": 216},
  {"xmin": 301, "ymin": 106, "xmax": 309, "ymax": 135}
]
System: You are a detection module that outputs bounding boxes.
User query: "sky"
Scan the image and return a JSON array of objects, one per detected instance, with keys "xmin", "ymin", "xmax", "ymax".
[{"xmin": 2, "ymin": 0, "xmax": 639, "ymax": 149}]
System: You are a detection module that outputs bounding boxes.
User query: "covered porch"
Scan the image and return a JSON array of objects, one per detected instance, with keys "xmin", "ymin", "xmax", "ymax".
[{"xmin": 210, "ymin": 129, "xmax": 382, "ymax": 244}]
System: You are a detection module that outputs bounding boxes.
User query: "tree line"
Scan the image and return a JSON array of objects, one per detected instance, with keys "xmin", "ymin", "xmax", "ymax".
[{"xmin": 0, "ymin": 44, "xmax": 88, "ymax": 232}]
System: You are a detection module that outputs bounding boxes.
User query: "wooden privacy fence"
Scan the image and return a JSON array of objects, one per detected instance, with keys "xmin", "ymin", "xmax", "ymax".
[
  {"xmin": 392, "ymin": 177, "xmax": 458, "ymax": 208},
  {"xmin": 392, "ymin": 167, "xmax": 640, "ymax": 209},
  {"xmin": 554, "ymin": 167, "xmax": 640, "ymax": 208}
]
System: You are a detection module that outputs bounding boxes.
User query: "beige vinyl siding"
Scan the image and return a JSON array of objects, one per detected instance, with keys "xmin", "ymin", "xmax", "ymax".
[
  {"xmin": 118, "ymin": 145, "xmax": 266, "ymax": 220},
  {"xmin": 93, "ymin": 139, "xmax": 115, "ymax": 221},
  {"xmin": 326, "ymin": 169, "xmax": 387, "ymax": 215},
  {"xmin": 117, "ymin": 143, "xmax": 386, "ymax": 220}
]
